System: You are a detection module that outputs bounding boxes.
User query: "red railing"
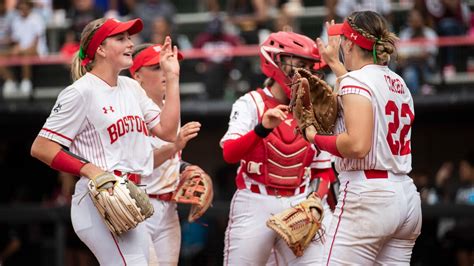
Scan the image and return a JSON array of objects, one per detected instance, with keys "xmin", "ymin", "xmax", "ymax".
[{"xmin": 0, "ymin": 35, "xmax": 473, "ymax": 67}]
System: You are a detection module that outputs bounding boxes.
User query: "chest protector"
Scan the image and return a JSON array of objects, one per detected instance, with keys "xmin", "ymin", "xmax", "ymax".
[{"xmin": 238, "ymin": 89, "xmax": 315, "ymax": 189}]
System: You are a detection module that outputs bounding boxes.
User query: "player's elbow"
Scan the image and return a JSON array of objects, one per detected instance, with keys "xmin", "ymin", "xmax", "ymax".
[
  {"xmin": 346, "ymin": 142, "xmax": 371, "ymax": 159},
  {"xmin": 222, "ymin": 142, "xmax": 240, "ymax": 164}
]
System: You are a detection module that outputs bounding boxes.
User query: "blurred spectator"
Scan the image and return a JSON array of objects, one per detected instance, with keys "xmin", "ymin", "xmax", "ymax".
[
  {"xmin": 60, "ymin": 0, "xmax": 103, "ymax": 57},
  {"xmin": 132, "ymin": 0, "xmax": 176, "ymax": 42},
  {"xmin": 445, "ymin": 151, "xmax": 474, "ymax": 266},
  {"xmin": 0, "ymin": 224, "xmax": 21, "ymax": 266},
  {"xmin": 193, "ymin": 16, "xmax": 241, "ymax": 99},
  {"xmin": 3, "ymin": 0, "xmax": 47, "ymax": 98},
  {"xmin": 31, "ymin": 0, "xmax": 52, "ymax": 23},
  {"xmin": 0, "ymin": 0, "xmax": 14, "ymax": 98},
  {"xmin": 149, "ymin": 16, "xmax": 190, "ymax": 50},
  {"xmin": 415, "ymin": 0, "xmax": 471, "ymax": 78},
  {"xmin": 227, "ymin": 0, "xmax": 270, "ymax": 44},
  {"xmin": 271, "ymin": 0, "xmax": 303, "ymax": 33},
  {"xmin": 327, "ymin": 0, "xmax": 392, "ymax": 22},
  {"xmin": 398, "ymin": 9, "xmax": 438, "ymax": 95}
]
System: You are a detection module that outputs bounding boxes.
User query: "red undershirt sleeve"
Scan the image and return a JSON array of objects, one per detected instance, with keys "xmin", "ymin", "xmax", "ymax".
[{"xmin": 222, "ymin": 130, "xmax": 261, "ymax": 163}]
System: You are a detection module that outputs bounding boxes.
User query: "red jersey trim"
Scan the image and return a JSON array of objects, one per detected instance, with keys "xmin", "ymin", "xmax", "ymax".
[
  {"xmin": 146, "ymin": 113, "xmax": 160, "ymax": 125},
  {"xmin": 340, "ymin": 85, "xmax": 372, "ymax": 96},
  {"xmin": 41, "ymin": 128, "xmax": 73, "ymax": 142}
]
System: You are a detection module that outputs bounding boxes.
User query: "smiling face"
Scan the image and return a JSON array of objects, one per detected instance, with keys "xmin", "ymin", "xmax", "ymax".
[{"xmin": 98, "ymin": 32, "xmax": 134, "ymax": 70}]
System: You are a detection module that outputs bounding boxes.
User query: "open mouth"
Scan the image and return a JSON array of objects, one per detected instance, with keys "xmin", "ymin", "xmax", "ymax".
[{"xmin": 123, "ymin": 52, "xmax": 132, "ymax": 57}]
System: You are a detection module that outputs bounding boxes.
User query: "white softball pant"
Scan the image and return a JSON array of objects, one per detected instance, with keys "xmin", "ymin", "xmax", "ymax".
[
  {"xmin": 71, "ymin": 182, "xmax": 150, "ymax": 266},
  {"xmin": 323, "ymin": 171, "xmax": 422, "ymax": 266},
  {"xmin": 144, "ymin": 199, "xmax": 181, "ymax": 266},
  {"xmin": 224, "ymin": 189, "xmax": 332, "ymax": 265}
]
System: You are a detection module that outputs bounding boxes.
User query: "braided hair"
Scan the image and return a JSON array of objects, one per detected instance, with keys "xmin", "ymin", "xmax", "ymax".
[{"xmin": 346, "ymin": 11, "xmax": 398, "ymax": 65}]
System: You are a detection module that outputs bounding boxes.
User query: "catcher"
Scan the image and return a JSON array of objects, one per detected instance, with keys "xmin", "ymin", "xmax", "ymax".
[
  {"xmin": 130, "ymin": 43, "xmax": 213, "ymax": 266},
  {"xmin": 220, "ymin": 31, "xmax": 338, "ymax": 265},
  {"xmin": 31, "ymin": 19, "xmax": 182, "ymax": 265}
]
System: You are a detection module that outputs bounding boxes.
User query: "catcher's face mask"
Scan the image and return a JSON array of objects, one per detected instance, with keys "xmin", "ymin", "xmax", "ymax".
[{"xmin": 279, "ymin": 56, "xmax": 322, "ymax": 80}]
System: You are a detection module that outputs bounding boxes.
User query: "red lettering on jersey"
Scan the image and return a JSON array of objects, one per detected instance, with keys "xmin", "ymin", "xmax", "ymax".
[
  {"xmin": 127, "ymin": 115, "xmax": 135, "ymax": 132},
  {"xmin": 123, "ymin": 117, "xmax": 130, "ymax": 133},
  {"xmin": 142, "ymin": 120, "xmax": 149, "ymax": 136},
  {"xmin": 107, "ymin": 124, "xmax": 118, "ymax": 144},
  {"xmin": 135, "ymin": 115, "xmax": 142, "ymax": 132},
  {"xmin": 117, "ymin": 119, "xmax": 125, "ymax": 136},
  {"xmin": 107, "ymin": 115, "xmax": 149, "ymax": 143},
  {"xmin": 384, "ymin": 75, "xmax": 405, "ymax": 94}
]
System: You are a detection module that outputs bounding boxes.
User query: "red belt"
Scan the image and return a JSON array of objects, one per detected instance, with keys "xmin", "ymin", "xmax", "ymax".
[
  {"xmin": 249, "ymin": 184, "xmax": 306, "ymax": 197},
  {"xmin": 148, "ymin": 192, "xmax": 174, "ymax": 201},
  {"xmin": 364, "ymin": 170, "xmax": 388, "ymax": 179},
  {"xmin": 114, "ymin": 170, "xmax": 142, "ymax": 184}
]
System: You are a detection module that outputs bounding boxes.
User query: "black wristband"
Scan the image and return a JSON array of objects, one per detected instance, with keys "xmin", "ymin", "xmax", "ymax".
[
  {"xmin": 254, "ymin": 123, "xmax": 273, "ymax": 138},
  {"xmin": 179, "ymin": 160, "xmax": 192, "ymax": 173}
]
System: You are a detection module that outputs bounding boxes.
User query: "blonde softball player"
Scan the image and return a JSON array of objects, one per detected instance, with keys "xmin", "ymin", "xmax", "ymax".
[
  {"xmin": 130, "ymin": 43, "xmax": 201, "ymax": 265},
  {"xmin": 30, "ymin": 18, "xmax": 182, "ymax": 265},
  {"xmin": 221, "ymin": 31, "xmax": 336, "ymax": 265},
  {"xmin": 302, "ymin": 11, "xmax": 422, "ymax": 265}
]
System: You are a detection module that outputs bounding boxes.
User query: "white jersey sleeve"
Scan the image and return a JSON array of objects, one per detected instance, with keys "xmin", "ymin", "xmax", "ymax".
[
  {"xmin": 220, "ymin": 93, "xmax": 258, "ymax": 147},
  {"xmin": 337, "ymin": 76, "xmax": 372, "ymax": 102},
  {"xmin": 39, "ymin": 86, "xmax": 87, "ymax": 147}
]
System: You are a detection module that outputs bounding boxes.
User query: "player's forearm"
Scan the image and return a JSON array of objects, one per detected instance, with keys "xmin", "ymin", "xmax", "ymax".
[
  {"xmin": 153, "ymin": 144, "xmax": 178, "ymax": 168},
  {"xmin": 158, "ymin": 74, "xmax": 180, "ymax": 142},
  {"xmin": 31, "ymin": 136, "xmax": 103, "ymax": 179},
  {"xmin": 333, "ymin": 132, "xmax": 370, "ymax": 159}
]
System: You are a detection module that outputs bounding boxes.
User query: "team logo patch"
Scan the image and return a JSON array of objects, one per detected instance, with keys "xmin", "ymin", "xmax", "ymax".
[
  {"xmin": 53, "ymin": 103, "xmax": 62, "ymax": 113},
  {"xmin": 103, "ymin": 106, "xmax": 115, "ymax": 114}
]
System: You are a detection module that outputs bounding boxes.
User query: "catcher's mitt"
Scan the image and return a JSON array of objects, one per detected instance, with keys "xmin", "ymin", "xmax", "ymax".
[
  {"xmin": 88, "ymin": 173, "xmax": 154, "ymax": 236},
  {"xmin": 266, "ymin": 193, "xmax": 324, "ymax": 257},
  {"xmin": 173, "ymin": 165, "xmax": 214, "ymax": 222},
  {"xmin": 289, "ymin": 68, "xmax": 337, "ymax": 137}
]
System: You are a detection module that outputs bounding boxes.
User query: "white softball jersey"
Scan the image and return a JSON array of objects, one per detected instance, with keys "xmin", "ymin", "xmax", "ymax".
[
  {"xmin": 334, "ymin": 64, "xmax": 415, "ymax": 174},
  {"xmin": 39, "ymin": 73, "xmax": 162, "ymax": 194},
  {"xmin": 141, "ymin": 136, "xmax": 181, "ymax": 195},
  {"xmin": 220, "ymin": 87, "xmax": 333, "ymax": 169}
]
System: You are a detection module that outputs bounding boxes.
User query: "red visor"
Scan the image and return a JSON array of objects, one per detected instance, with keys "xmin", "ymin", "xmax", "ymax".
[
  {"xmin": 129, "ymin": 44, "xmax": 184, "ymax": 76},
  {"xmin": 328, "ymin": 20, "xmax": 375, "ymax": 50},
  {"xmin": 81, "ymin": 18, "xmax": 144, "ymax": 66}
]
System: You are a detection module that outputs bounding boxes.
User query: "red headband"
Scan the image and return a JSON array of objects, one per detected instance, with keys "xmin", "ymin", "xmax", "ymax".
[
  {"xmin": 81, "ymin": 18, "xmax": 143, "ymax": 66},
  {"xmin": 328, "ymin": 20, "xmax": 375, "ymax": 50},
  {"xmin": 129, "ymin": 44, "xmax": 184, "ymax": 76}
]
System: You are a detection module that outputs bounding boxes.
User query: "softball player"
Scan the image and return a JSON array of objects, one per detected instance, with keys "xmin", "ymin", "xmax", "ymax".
[
  {"xmin": 306, "ymin": 11, "xmax": 422, "ymax": 265},
  {"xmin": 30, "ymin": 18, "xmax": 182, "ymax": 265},
  {"xmin": 220, "ymin": 31, "xmax": 336, "ymax": 265},
  {"xmin": 130, "ymin": 43, "xmax": 201, "ymax": 265}
]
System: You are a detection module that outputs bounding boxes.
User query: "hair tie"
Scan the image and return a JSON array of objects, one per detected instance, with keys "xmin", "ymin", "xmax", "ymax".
[
  {"xmin": 372, "ymin": 38, "xmax": 380, "ymax": 63},
  {"xmin": 79, "ymin": 46, "xmax": 86, "ymax": 60}
]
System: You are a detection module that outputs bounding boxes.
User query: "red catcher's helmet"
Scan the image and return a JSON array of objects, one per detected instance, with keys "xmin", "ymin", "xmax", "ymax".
[{"xmin": 259, "ymin": 31, "xmax": 324, "ymax": 98}]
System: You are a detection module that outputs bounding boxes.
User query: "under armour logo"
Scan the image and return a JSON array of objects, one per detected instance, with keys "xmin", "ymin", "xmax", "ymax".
[
  {"xmin": 103, "ymin": 106, "xmax": 115, "ymax": 114},
  {"xmin": 153, "ymin": 45, "xmax": 161, "ymax": 52},
  {"xmin": 231, "ymin": 111, "xmax": 239, "ymax": 120},
  {"xmin": 53, "ymin": 103, "xmax": 62, "ymax": 113},
  {"xmin": 284, "ymin": 119, "xmax": 293, "ymax": 126},
  {"xmin": 350, "ymin": 33, "xmax": 358, "ymax": 40}
]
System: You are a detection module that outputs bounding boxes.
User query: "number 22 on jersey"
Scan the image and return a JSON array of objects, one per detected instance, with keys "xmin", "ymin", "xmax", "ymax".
[{"xmin": 385, "ymin": 100, "xmax": 414, "ymax": 156}]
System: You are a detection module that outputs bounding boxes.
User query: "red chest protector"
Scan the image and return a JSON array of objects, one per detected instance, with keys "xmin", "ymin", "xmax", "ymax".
[{"xmin": 237, "ymin": 89, "xmax": 315, "ymax": 189}]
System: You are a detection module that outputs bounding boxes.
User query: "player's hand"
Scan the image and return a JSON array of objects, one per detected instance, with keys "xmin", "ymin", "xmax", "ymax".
[
  {"xmin": 160, "ymin": 36, "xmax": 180, "ymax": 77},
  {"xmin": 262, "ymin": 105, "xmax": 289, "ymax": 129},
  {"xmin": 175, "ymin": 121, "xmax": 201, "ymax": 150},
  {"xmin": 316, "ymin": 20, "xmax": 341, "ymax": 66}
]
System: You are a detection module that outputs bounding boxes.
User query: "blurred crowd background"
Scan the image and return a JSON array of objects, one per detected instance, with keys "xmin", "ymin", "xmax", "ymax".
[{"xmin": 0, "ymin": 0, "xmax": 473, "ymax": 265}]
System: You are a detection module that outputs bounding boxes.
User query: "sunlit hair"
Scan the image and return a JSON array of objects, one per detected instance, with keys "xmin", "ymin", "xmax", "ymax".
[
  {"xmin": 70, "ymin": 18, "xmax": 107, "ymax": 81},
  {"xmin": 346, "ymin": 11, "xmax": 398, "ymax": 65}
]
